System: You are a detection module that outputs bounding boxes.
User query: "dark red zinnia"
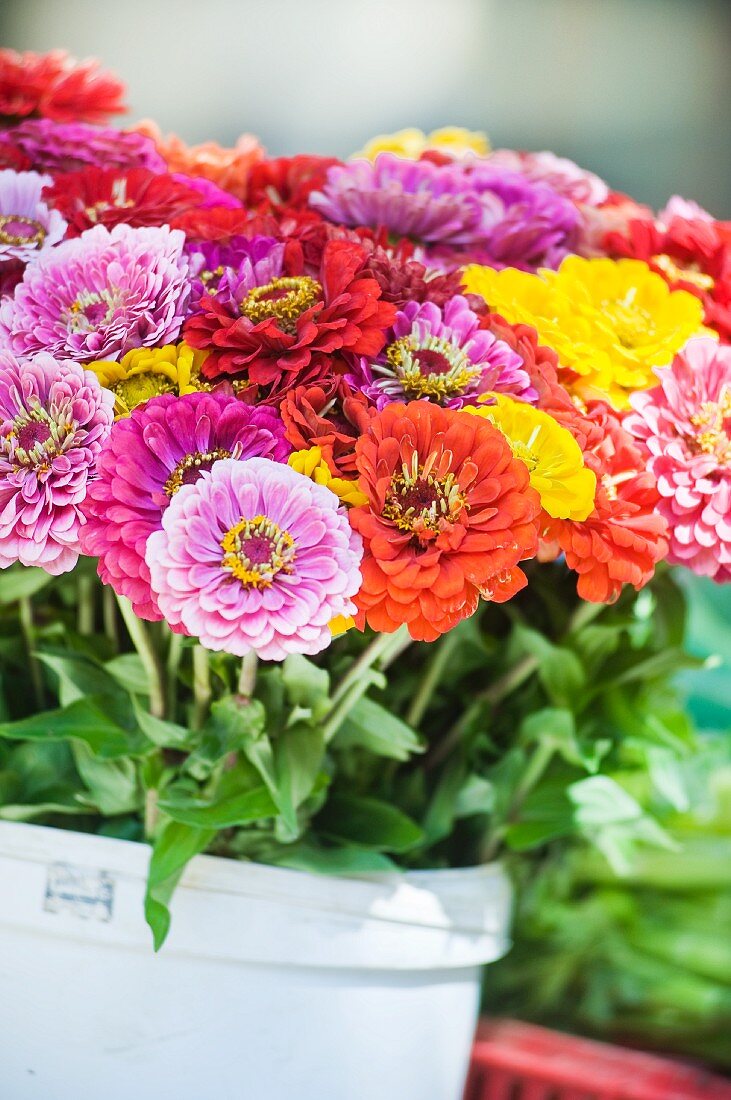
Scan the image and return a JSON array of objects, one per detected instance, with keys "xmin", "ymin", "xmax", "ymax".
[
  {"xmin": 248, "ymin": 154, "xmax": 342, "ymax": 212},
  {"xmin": 279, "ymin": 378, "xmax": 373, "ymax": 476}
]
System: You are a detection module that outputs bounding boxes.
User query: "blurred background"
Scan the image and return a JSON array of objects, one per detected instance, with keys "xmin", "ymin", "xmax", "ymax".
[{"xmin": 3, "ymin": 0, "xmax": 731, "ymax": 215}]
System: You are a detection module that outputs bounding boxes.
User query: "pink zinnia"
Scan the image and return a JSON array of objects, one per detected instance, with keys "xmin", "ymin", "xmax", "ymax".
[
  {"xmin": 0, "ymin": 350, "xmax": 113, "ymax": 574},
  {"xmin": 348, "ymin": 295, "xmax": 535, "ymax": 409},
  {"xmin": 488, "ymin": 149, "xmax": 609, "ymax": 207},
  {"xmin": 80, "ymin": 391, "xmax": 291, "ymax": 619},
  {"xmin": 0, "ymin": 120, "xmax": 165, "ymax": 175},
  {"xmin": 0, "ymin": 223, "xmax": 190, "ymax": 363},
  {"xmin": 0, "ymin": 169, "xmax": 67, "ymax": 266},
  {"xmin": 146, "ymin": 458, "xmax": 362, "ymax": 659},
  {"xmin": 625, "ymin": 337, "xmax": 731, "ymax": 582}
]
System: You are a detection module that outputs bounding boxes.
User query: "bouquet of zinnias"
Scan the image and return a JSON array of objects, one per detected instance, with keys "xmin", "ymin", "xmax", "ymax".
[{"xmin": 0, "ymin": 50, "xmax": 727, "ymax": 945}]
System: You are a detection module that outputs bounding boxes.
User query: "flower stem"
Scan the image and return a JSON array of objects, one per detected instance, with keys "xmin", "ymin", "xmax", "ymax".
[
  {"xmin": 116, "ymin": 595, "xmax": 166, "ymax": 719},
  {"xmin": 166, "ymin": 629, "xmax": 184, "ymax": 722},
  {"xmin": 77, "ymin": 574, "xmax": 96, "ymax": 635},
  {"xmin": 238, "ymin": 650, "xmax": 258, "ymax": 698},
  {"xmin": 323, "ymin": 626, "xmax": 411, "ymax": 742},
  {"xmin": 405, "ymin": 631, "xmax": 459, "ymax": 729},
  {"xmin": 479, "ymin": 738, "xmax": 556, "ymax": 863},
  {"xmin": 102, "ymin": 585, "xmax": 119, "ymax": 650},
  {"xmin": 191, "ymin": 645, "xmax": 212, "ymax": 730},
  {"xmin": 19, "ymin": 596, "xmax": 44, "ymax": 711}
]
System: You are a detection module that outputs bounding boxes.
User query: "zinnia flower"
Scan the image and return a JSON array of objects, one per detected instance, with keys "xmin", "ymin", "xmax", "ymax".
[
  {"xmin": 355, "ymin": 127, "xmax": 490, "ymax": 162},
  {"xmin": 363, "ymin": 245, "xmax": 467, "ymax": 309},
  {"xmin": 625, "ymin": 337, "xmax": 730, "ymax": 582},
  {"xmin": 43, "ymin": 167, "xmax": 207, "ymax": 237},
  {"xmin": 488, "ymin": 149, "xmax": 609, "ymax": 207},
  {"xmin": 543, "ymin": 401, "xmax": 669, "ymax": 602},
  {"xmin": 288, "ymin": 445, "xmax": 368, "ymax": 506},
  {"xmin": 0, "ymin": 350, "xmax": 113, "ymax": 574},
  {"xmin": 145, "ymin": 457, "xmax": 363, "ymax": 660},
  {"xmin": 466, "ymin": 395, "xmax": 596, "ymax": 520},
  {"xmin": 279, "ymin": 377, "xmax": 372, "ymax": 476},
  {"xmin": 0, "ymin": 223, "xmax": 190, "ymax": 364},
  {"xmin": 89, "ymin": 342, "xmax": 208, "ymax": 418},
  {"xmin": 348, "ymin": 295, "xmax": 534, "ymax": 409},
  {"xmin": 463, "ymin": 258, "xmax": 707, "ymax": 408},
  {"xmin": 248, "ymin": 155, "xmax": 342, "ymax": 213},
  {"xmin": 350, "ymin": 402, "xmax": 541, "ymax": 640},
  {"xmin": 80, "ymin": 391, "xmax": 290, "ymax": 619},
  {"xmin": 134, "ymin": 120, "xmax": 264, "ymax": 202},
  {"xmin": 0, "ymin": 48, "xmax": 127, "ymax": 124},
  {"xmin": 0, "ymin": 169, "xmax": 67, "ymax": 266},
  {"xmin": 0, "ymin": 119, "xmax": 165, "ymax": 175},
  {"xmin": 185, "ymin": 238, "xmax": 395, "ymax": 400}
]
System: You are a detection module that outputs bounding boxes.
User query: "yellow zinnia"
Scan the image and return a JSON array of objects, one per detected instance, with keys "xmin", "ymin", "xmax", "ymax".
[
  {"xmin": 90, "ymin": 342, "xmax": 209, "ymax": 418},
  {"xmin": 355, "ymin": 126, "xmax": 490, "ymax": 162},
  {"xmin": 463, "ymin": 257, "xmax": 707, "ymax": 409},
  {"xmin": 287, "ymin": 446, "xmax": 368, "ymax": 507},
  {"xmin": 466, "ymin": 395, "xmax": 596, "ymax": 521}
]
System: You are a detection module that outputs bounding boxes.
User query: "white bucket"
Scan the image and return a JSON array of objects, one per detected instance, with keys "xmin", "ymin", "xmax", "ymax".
[{"xmin": 0, "ymin": 821, "xmax": 512, "ymax": 1100}]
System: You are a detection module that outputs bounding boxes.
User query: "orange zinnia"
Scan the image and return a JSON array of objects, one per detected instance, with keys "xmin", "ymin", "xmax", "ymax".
[{"xmin": 350, "ymin": 402, "xmax": 541, "ymax": 641}]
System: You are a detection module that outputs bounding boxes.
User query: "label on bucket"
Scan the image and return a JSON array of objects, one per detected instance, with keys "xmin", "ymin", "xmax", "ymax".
[{"xmin": 43, "ymin": 862, "xmax": 115, "ymax": 922}]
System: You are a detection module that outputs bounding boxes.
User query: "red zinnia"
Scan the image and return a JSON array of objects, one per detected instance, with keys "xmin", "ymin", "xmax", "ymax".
[
  {"xmin": 604, "ymin": 214, "xmax": 731, "ymax": 341},
  {"xmin": 280, "ymin": 378, "xmax": 372, "ymax": 476},
  {"xmin": 0, "ymin": 49, "xmax": 126, "ymax": 124},
  {"xmin": 184, "ymin": 239, "xmax": 396, "ymax": 400},
  {"xmin": 543, "ymin": 402, "xmax": 669, "ymax": 603},
  {"xmin": 248, "ymin": 155, "xmax": 342, "ymax": 212},
  {"xmin": 44, "ymin": 167, "xmax": 206, "ymax": 236},
  {"xmin": 350, "ymin": 402, "xmax": 541, "ymax": 641}
]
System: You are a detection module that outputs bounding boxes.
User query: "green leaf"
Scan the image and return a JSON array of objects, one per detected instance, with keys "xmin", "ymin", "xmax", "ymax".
[
  {"xmin": 145, "ymin": 822, "xmax": 215, "ymax": 950},
  {"xmin": 72, "ymin": 742, "xmax": 139, "ymax": 815},
  {"xmin": 0, "ymin": 799, "xmax": 96, "ymax": 821},
  {"xmin": 0, "ymin": 694, "xmax": 148, "ymax": 758},
  {"xmin": 281, "ymin": 654, "xmax": 330, "ymax": 719},
  {"xmin": 272, "ymin": 842, "xmax": 398, "ymax": 875},
  {"xmin": 105, "ymin": 654, "xmax": 151, "ymax": 696},
  {"xmin": 132, "ymin": 700, "xmax": 193, "ymax": 750},
  {"xmin": 0, "ymin": 565, "xmax": 53, "ymax": 603},
  {"xmin": 36, "ymin": 652, "xmax": 124, "ymax": 707},
  {"xmin": 520, "ymin": 708, "xmax": 607, "ymax": 773},
  {"xmin": 317, "ymin": 794, "xmax": 424, "ymax": 853},
  {"xmin": 333, "ymin": 696, "xmax": 423, "ymax": 761},
  {"xmin": 158, "ymin": 784, "xmax": 277, "ymax": 828},
  {"xmin": 568, "ymin": 775, "xmax": 678, "ymax": 873}
]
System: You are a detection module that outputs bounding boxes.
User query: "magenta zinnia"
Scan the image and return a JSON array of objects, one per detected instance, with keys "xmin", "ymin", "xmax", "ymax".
[
  {"xmin": 0, "ymin": 222, "xmax": 190, "ymax": 363},
  {"xmin": 145, "ymin": 457, "xmax": 363, "ymax": 659},
  {"xmin": 80, "ymin": 391, "xmax": 291, "ymax": 619},
  {"xmin": 625, "ymin": 337, "xmax": 731, "ymax": 582},
  {"xmin": 0, "ymin": 350, "xmax": 114, "ymax": 574}
]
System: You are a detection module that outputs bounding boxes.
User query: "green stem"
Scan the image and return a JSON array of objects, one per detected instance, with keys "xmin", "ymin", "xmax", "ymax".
[
  {"xmin": 238, "ymin": 650, "xmax": 258, "ymax": 698},
  {"xmin": 77, "ymin": 574, "xmax": 96, "ymax": 635},
  {"xmin": 144, "ymin": 786, "xmax": 159, "ymax": 841},
  {"xmin": 191, "ymin": 645, "xmax": 212, "ymax": 730},
  {"xmin": 116, "ymin": 595, "xmax": 166, "ymax": 719},
  {"xmin": 565, "ymin": 598, "xmax": 605, "ymax": 635},
  {"xmin": 405, "ymin": 631, "xmax": 459, "ymax": 729},
  {"xmin": 102, "ymin": 585, "xmax": 119, "ymax": 650},
  {"xmin": 19, "ymin": 596, "xmax": 44, "ymax": 710},
  {"xmin": 479, "ymin": 738, "xmax": 556, "ymax": 863},
  {"xmin": 322, "ymin": 626, "xmax": 411, "ymax": 742},
  {"xmin": 166, "ymin": 630, "xmax": 184, "ymax": 723}
]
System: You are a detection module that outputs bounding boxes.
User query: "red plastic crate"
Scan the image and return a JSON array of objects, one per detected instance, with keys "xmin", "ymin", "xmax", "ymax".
[{"xmin": 465, "ymin": 1019, "xmax": 731, "ymax": 1100}]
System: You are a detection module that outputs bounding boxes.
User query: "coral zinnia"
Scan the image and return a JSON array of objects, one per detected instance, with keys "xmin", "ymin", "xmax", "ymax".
[
  {"xmin": 0, "ymin": 223, "xmax": 190, "ymax": 364},
  {"xmin": 0, "ymin": 350, "xmax": 113, "ymax": 574},
  {"xmin": 145, "ymin": 458, "xmax": 363, "ymax": 660},
  {"xmin": 43, "ymin": 167, "xmax": 207, "ymax": 237},
  {"xmin": 134, "ymin": 120, "xmax": 264, "ymax": 203},
  {"xmin": 625, "ymin": 337, "xmax": 730, "ymax": 582},
  {"xmin": 348, "ymin": 295, "xmax": 533, "ymax": 409},
  {"xmin": 349, "ymin": 402, "xmax": 541, "ymax": 640},
  {"xmin": 467, "ymin": 395, "xmax": 596, "ymax": 520},
  {"xmin": 89, "ymin": 342, "xmax": 207, "ymax": 418},
  {"xmin": 0, "ymin": 48, "xmax": 127, "ymax": 125},
  {"xmin": 80, "ymin": 391, "xmax": 290, "ymax": 620},
  {"xmin": 464, "ymin": 258, "xmax": 706, "ymax": 408},
  {"xmin": 0, "ymin": 120, "xmax": 164, "ymax": 175},
  {"xmin": 0, "ymin": 169, "xmax": 67, "ymax": 266},
  {"xmin": 184, "ymin": 238, "xmax": 395, "ymax": 400},
  {"xmin": 543, "ymin": 402, "xmax": 669, "ymax": 602},
  {"xmin": 279, "ymin": 377, "xmax": 372, "ymax": 477}
]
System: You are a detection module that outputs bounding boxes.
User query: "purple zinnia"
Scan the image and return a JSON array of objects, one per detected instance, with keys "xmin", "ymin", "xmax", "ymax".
[
  {"xmin": 80, "ymin": 391, "xmax": 291, "ymax": 620},
  {"xmin": 309, "ymin": 154, "xmax": 488, "ymax": 247},
  {"xmin": 146, "ymin": 457, "xmax": 363, "ymax": 660},
  {"xmin": 0, "ymin": 169, "xmax": 67, "ymax": 267},
  {"xmin": 0, "ymin": 350, "xmax": 114, "ymax": 575},
  {"xmin": 348, "ymin": 295, "xmax": 536, "ymax": 409},
  {"xmin": 0, "ymin": 120, "xmax": 165, "ymax": 176},
  {"xmin": 185, "ymin": 234, "xmax": 282, "ymax": 313},
  {"xmin": 0, "ymin": 222, "xmax": 190, "ymax": 363}
]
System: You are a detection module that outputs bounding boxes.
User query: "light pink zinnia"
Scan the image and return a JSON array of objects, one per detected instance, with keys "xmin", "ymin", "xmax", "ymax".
[
  {"xmin": 0, "ymin": 222, "xmax": 190, "ymax": 363},
  {"xmin": 0, "ymin": 350, "xmax": 114, "ymax": 574},
  {"xmin": 488, "ymin": 149, "xmax": 609, "ymax": 207},
  {"xmin": 146, "ymin": 457, "xmax": 363, "ymax": 659},
  {"xmin": 0, "ymin": 169, "xmax": 67, "ymax": 266},
  {"xmin": 625, "ymin": 336, "xmax": 731, "ymax": 582}
]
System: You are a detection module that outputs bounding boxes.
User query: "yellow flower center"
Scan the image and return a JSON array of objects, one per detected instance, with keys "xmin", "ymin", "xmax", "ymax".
[
  {"xmin": 220, "ymin": 514, "xmax": 295, "ymax": 588},
  {"xmin": 652, "ymin": 253, "xmax": 714, "ymax": 292},
  {"xmin": 164, "ymin": 449, "xmax": 232, "ymax": 496},
  {"xmin": 0, "ymin": 214, "xmax": 46, "ymax": 248},
  {"xmin": 384, "ymin": 335, "xmax": 480, "ymax": 401},
  {"xmin": 690, "ymin": 388, "xmax": 731, "ymax": 464},
  {"xmin": 508, "ymin": 439, "xmax": 540, "ymax": 472},
  {"xmin": 112, "ymin": 373, "xmax": 176, "ymax": 413},
  {"xmin": 383, "ymin": 451, "xmax": 466, "ymax": 538},
  {"xmin": 603, "ymin": 297, "xmax": 656, "ymax": 349},
  {"xmin": 240, "ymin": 276, "xmax": 322, "ymax": 333},
  {"xmin": 67, "ymin": 289, "xmax": 121, "ymax": 332}
]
